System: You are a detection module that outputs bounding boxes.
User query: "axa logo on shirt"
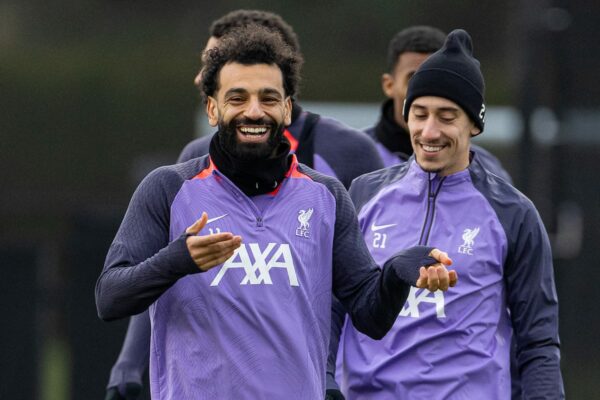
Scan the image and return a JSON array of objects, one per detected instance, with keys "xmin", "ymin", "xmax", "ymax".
[
  {"xmin": 458, "ymin": 227, "xmax": 480, "ymax": 255},
  {"xmin": 210, "ymin": 243, "xmax": 299, "ymax": 287},
  {"xmin": 400, "ymin": 287, "xmax": 446, "ymax": 318}
]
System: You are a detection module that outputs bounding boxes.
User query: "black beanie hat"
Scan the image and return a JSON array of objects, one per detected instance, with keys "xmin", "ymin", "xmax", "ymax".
[{"xmin": 403, "ymin": 29, "xmax": 486, "ymax": 133}]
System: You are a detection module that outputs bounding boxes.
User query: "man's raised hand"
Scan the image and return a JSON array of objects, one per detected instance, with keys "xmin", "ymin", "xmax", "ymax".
[
  {"xmin": 415, "ymin": 248, "xmax": 458, "ymax": 292},
  {"xmin": 185, "ymin": 212, "xmax": 242, "ymax": 272}
]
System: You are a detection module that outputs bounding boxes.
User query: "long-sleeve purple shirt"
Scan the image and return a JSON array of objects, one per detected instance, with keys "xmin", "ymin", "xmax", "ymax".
[
  {"xmin": 335, "ymin": 154, "xmax": 563, "ymax": 399},
  {"xmin": 106, "ymin": 106, "xmax": 385, "ymax": 393},
  {"xmin": 96, "ymin": 155, "xmax": 427, "ymax": 399}
]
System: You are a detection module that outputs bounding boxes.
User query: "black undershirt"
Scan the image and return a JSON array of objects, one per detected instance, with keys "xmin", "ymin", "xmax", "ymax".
[
  {"xmin": 374, "ymin": 99, "xmax": 414, "ymax": 158},
  {"xmin": 209, "ymin": 132, "xmax": 292, "ymax": 197}
]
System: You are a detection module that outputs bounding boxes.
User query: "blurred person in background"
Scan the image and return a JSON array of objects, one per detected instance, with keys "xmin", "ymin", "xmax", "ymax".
[
  {"xmin": 364, "ymin": 25, "xmax": 511, "ymax": 183},
  {"xmin": 332, "ymin": 29, "xmax": 563, "ymax": 399},
  {"xmin": 105, "ymin": 9, "xmax": 383, "ymax": 400},
  {"xmin": 96, "ymin": 25, "xmax": 456, "ymax": 400}
]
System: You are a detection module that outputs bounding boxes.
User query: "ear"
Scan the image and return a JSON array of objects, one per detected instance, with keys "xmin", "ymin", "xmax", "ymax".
[
  {"xmin": 470, "ymin": 125, "xmax": 481, "ymax": 137},
  {"xmin": 381, "ymin": 73, "xmax": 395, "ymax": 98},
  {"xmin": 284, "ymin": 97, "xmax": 292, "ymax": 126},
  {"xmin": 193, "ymin": 68, "xmax": 203, "ymax": 87},
  {"xmin": 206, "ymin": 96, "xmax": 219, "ymax": 127}
]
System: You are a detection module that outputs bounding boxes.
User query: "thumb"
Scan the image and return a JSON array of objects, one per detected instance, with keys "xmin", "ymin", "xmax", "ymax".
[
  {"xmin": 429, "ymin": 248, "xmax": 453, "ymax": 266},
  {"xmin": 186, "ymin": 212, "xmax": 208, "ymax": 235}
]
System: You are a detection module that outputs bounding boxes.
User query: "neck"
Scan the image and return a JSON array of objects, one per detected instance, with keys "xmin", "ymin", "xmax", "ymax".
[
  {"xmin": 375, "ymin": 99, "xmax": 414, "ymax": 156},
  {"xmin": 209, "ymin": 132, "xmax": 292, "ymax": 196}
]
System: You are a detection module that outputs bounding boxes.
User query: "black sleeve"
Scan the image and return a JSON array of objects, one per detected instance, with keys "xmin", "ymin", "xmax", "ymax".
[
  {"xmin": 314, "ymin": 172, "xmax": 430, "ymax": 339},
  {"xmin": 505, "ymin": 204, "xmax": 564, "ymax": 398},
  {"xmin": 95, "ymin": 166, "xmax": 200, "ymax": 321}
]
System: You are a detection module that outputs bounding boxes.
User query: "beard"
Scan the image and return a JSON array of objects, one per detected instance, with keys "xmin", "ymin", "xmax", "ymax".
[{"xmin": 218, "ymin": 116, "xmax": 285, "ymax": 161}]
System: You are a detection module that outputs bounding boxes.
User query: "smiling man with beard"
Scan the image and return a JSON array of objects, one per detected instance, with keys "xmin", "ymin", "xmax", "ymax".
[
  {"xmin": 104, "ymin": 11, "xmax": 385, "ymax": 400},
  {"xmin": 205, "ymin": 61, "xmax": 292, "ymax": 194},
  {"xmin": 95, "ymin": 26, "xmax": 457, "ymax": 400}
]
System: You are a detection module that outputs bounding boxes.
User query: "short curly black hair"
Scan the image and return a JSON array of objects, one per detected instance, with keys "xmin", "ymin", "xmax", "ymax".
[
  {"xmin": 386, "ymin": 26, "xmax": 446, "ymax": 72},
  {"xmin": 201, "ymin": 25, "xmax": 302, "ymax": 103},
  {"xmin": 210, "ymin": 9, "xmax": 301, "ymax": 53}
]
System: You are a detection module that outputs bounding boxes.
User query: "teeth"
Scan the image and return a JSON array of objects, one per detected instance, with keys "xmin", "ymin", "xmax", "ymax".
[
  {"xmin": 239, "ymin": 127, "xmax": 267, "ymax": 135},
  {"xmin": 423, "ymin": 144, "xmax": 442, "ymax": 152}
]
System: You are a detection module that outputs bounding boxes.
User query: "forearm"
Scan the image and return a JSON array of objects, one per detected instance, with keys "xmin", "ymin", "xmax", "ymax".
[
  {"xmin": 506, "ymin": 207, "xmax": 564, "ymax": 398},
  {"xmin": 519, "ymin": 344, "xmax": 564, "ymax": 399},
  {"xmin": 96, "ymin": 234, "xmax": 199, "ymax": 321},
  {"xmin": 341, "ymin": 263, "xmax": 409, "ymax": 339},
  {"xmin": 336, "ymin": 246, "xmax": 435, "ymax": 339}
]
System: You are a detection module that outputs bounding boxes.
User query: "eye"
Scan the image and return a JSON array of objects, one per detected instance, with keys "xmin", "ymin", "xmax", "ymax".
[
  {"xmin": 262, "ymin": 97, "xmax": 280, "ymax": 105},
  {"xmin": 227, "ymin": 96, "xmax": 245, "ymax": 105},
  {"xmin": 439, "ymin": 115, "xmax": 456, "ymax": 123}
]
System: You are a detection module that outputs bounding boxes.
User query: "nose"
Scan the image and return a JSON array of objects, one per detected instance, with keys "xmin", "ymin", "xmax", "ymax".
[
  {"xmin": 420, "ymin": 115, "xmax": 441, "ymax": 141},
  {"xmin": 244, "ymin": 97, "xmax": 265, "ymax": 120}
]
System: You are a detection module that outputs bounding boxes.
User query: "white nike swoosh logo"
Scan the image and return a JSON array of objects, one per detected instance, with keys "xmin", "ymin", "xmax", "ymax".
[
  {"xmin": 207, "ymin": 214, "xmax": 228, "ymax": 224},
  {"xmin": 370, "ymin": 222, "xmax": 397, "ymax": 232}
]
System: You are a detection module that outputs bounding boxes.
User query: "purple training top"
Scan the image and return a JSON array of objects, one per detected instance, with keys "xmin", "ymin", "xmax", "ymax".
[
  {"xmin": 336, "ymin": 155, "xmax": 562, "ymax": 399},
  {"xmin": 96, "ymin": 154, "xmax": 429, "ymax": 399}
]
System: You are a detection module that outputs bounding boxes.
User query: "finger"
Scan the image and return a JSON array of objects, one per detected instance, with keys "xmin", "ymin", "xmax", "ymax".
[
  {"xmin": 449, "ymin": 270, "xmax": 458, "ymax": 287},
  {"xmin": 427, "ymin": 266, "xmax": 439, "ymax": 292},
  {"xmin": 437, "ymin": 266, "xmax": 450, "ymax": 291},
  {"xmin": 186, "ymin": 212, "xmax": 208, "ymax": 235},
  {"xmin": 429, "ymin": 249, "xmax": 453, "ymax": 266},
  {"xmin": 415, "ymin": 266, "xmax": 428, "ymax": 288},
  {"xmin": 196, "ymin": 248, "xmax": 239, "ymax": 271},
  {"xmin": 187, "ymin": 232, "xmax": 240, "ymax": 249},
  {"xmin": 189, "ymin": 236, "xmax": 242, "ymax": 261}
]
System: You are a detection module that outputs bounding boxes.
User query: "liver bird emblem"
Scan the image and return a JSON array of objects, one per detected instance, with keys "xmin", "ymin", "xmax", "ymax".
[
  {"xmin": 297, "ymin": 208, "xmax": 314, "ymax": 231},
  {"xmin": 462, "ymin": 227, "xmax": 480, "ymax": 247}
]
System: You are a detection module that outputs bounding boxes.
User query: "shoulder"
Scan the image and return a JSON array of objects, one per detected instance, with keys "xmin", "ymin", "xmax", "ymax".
[
  {"xmin": 310, "ymin": 116, "xmax": 381, "ymax": 166},
  {"xmin": 296, "ymin": 163, "xmax": 359, "ymax": 226},
  {"xmin": 363, "ymin": 125, "xmax": 376, "ymax": 139},
  {"xmin": 136, "ymin": 156, "xmax": 211, "ymax": 201},
  {"xmin": 177, "ymin": 135, "xmax": 214, "ymax": 163},
  {"xmin": 296, "ymin": 163, "xmax": 347, "ymax": 196},
  {"xmin": 470, "ymin": 143, "xmax": 513, "ymax": 184},
  {"xmin": 349, "ymin": 162, "xmax": 411, "ymax": 213},
  {"xmin": 315, "ymin": 116, "xmax": 376, "ymax": 143},
  {"xmin": 468, "ymin": 158, "xmax": 540, "ymax": 236}
]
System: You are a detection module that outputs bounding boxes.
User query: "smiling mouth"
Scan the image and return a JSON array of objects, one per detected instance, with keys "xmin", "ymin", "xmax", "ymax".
[
  {"xmin": 237, "ymin": 125, "xmax": 270, "ymax": 142},
  {"xmin": 420, "ymin": 143, "xmax": 444, "ymax": 153},
  {"xmin": 239, "ymin": 126, "xmax": 268, "ymax": 135}
]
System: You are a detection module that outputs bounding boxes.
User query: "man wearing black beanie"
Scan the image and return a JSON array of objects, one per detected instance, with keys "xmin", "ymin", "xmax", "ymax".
[
  {"xmin": 334, "ymin": 29, "xmax": 564, "ymax": 399},
  {"xmin": 362, "ymin": 25, "xmax": 512, "ymax": 184}
]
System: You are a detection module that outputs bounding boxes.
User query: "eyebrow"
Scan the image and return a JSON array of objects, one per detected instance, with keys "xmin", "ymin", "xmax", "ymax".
[
  {"xmin": 224, "ymin": 87, "xmax": 284, "ymax": 98},
  {"xmin": 412, "ymin": 103, "xmax": 460, "ymax": 113},
  {"xmin": 224, "ymin": 88, "xmax": 248, "ymax": 97},
  {"xmin": 260, "ymin": 88, "xmax": 284, "ymax": 97}
]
